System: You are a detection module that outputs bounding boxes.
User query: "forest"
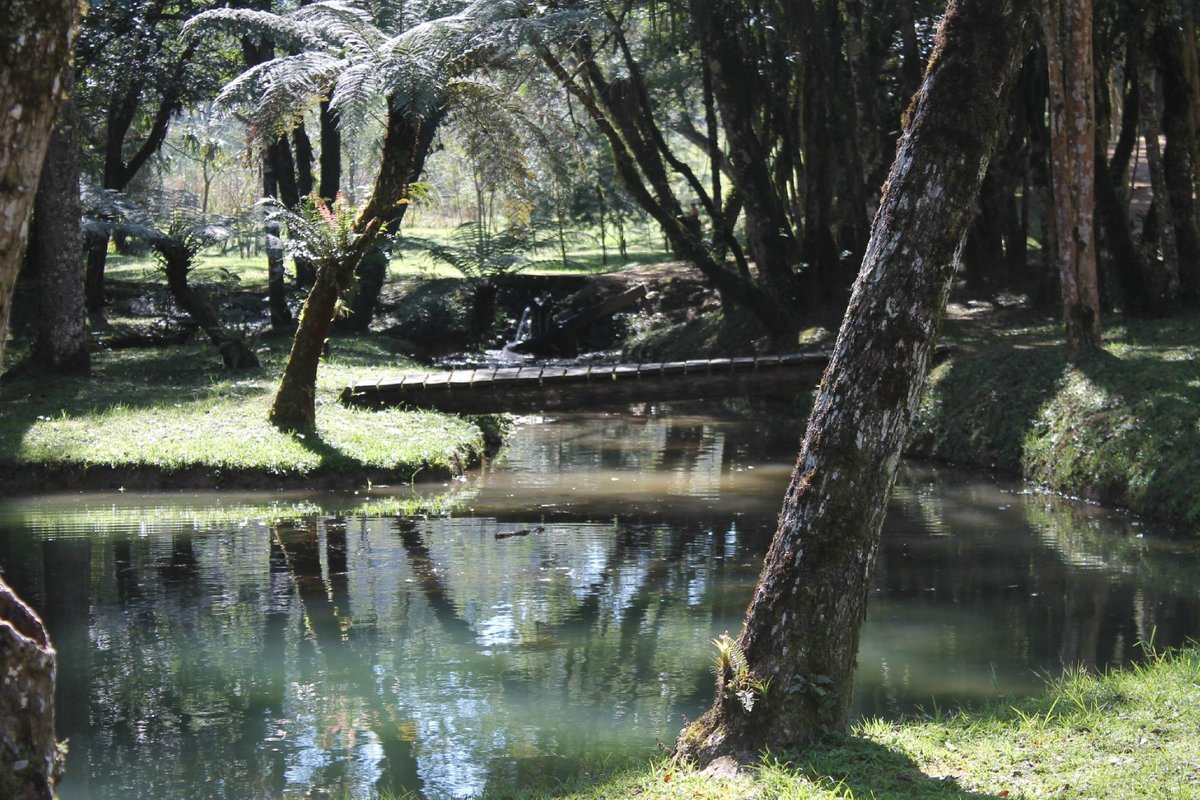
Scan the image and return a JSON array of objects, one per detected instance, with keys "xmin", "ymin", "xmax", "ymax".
[{"xmin": 0, "ymin": 0, "xmax": 1199, "ymax": 798}]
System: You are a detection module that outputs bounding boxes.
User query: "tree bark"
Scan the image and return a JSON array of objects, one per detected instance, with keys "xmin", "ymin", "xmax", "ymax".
[
  {"xmin": 31, "ymin": 79, "xmax": 90, "ymax": 375},
  {"xmin": 674, "ymin": 0, "xmax": 1035, "ymax": 765},
  {"xmin": 1156, "ymin": 9, "xmax": 1200, "ymax": 302},
  {"xmin": 0, "ymin": 0, "xmax": 76, "ymax": 383},
  {"xmin": 318, "ymin": 99, "xmax": 341, "ymax": 202},
  {"xmin": 338, "ymin": 104, "xmax": 441, "ymax": 332},
  {"xmin": 263, "ymin": 138, "xmax": 295, "ymax": 328},
  {"xmin": 1044, "ymin": 0, "xmax": 1102, "ymax": 355},
  {"xmin": 0, "ymin": 578, "xmax": 63, "ymax": 799},
  {"xmin": 270, "ymin": 219, "xmax": 380, "ymax": 431},
  {"xmin": 1137, "ymin": 20, "xmax": 1183, "ymax": 308}
]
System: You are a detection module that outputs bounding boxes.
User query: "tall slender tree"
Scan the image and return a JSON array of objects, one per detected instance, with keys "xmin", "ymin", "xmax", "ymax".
[
  {"xmin": 674, "ymin": 0, "xmax": 1037, "ymax": 764},
  {"xmin": 1044, "ymin": 0, "xmax": 1102, "ymax": 354},
  {"xmin": 29, "ymin": 63, "xmax": 91, "ymax": 375}
]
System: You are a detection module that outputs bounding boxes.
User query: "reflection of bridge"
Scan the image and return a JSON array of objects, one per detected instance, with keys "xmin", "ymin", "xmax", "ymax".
[{"xmin": 340, "ymin": 352, "xmax": 832, "ymax": 414}]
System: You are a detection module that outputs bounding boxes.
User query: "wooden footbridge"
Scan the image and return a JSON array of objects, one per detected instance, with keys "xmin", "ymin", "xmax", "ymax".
[{"xmin": 340, "ymin": 351, "xmax": 833, "ymax": 414}]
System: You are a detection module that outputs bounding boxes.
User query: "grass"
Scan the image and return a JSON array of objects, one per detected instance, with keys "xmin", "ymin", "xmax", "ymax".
[
  {"xmin": 103, "ymin": 222, "xmax": 677, "ymax": 289},
  {"xmin": 910, "ymin": 309, "xmax": 1200, "ymax": 530},
  {"xmin": 341, "ymin": 646, "xmax": 1200, "ymax": 799},
  {"xmin": 0, "ymin": 333, "xmax": 493, "ymax": 492}
]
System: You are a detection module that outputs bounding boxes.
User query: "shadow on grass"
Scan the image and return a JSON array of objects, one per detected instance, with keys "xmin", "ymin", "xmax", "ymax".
[
  {"xmin": 908, "ymin": 340, "xmax": 1067, "ymax": 471},
  {"xmin": 788, "ymin": 734, "xmax": 1007, "ymax": 800},
  {"xmin": 284, "ymin": 426, "xmax": 357, "ymax": 470}
]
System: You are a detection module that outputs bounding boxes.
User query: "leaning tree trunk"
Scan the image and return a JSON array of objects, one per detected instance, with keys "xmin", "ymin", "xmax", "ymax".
[
  {"xmin": 1045, "ymin": 0, "xmax": 1102, "ymax": 355},
  {"xmin": 0, "ymin": 578, "xmax": 63, "ymax": 799},
  {"xmin": 31, "ymin": 76, "xmax": 90, "ymax": 375},
  {"xmin": 0, "ymin": 0, "xmax": 76, "ymax": 382},
  {"xmin": 674, "ymin": 0, "xmax": 1036, "ymax": 765},
  {"xmin": 270, "ymin": 219, "xmax": 381, "ymax": 431},
  {"xmin": 157, "ymin": 241, "xmax": 260, "ymax": 370},
  {"xmin": 337, "ymin": 105, "xmax": 441, "ymax": 333}
]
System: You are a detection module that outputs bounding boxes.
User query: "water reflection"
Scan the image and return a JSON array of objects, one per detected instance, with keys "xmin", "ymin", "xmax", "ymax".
[{"xmin": 0, "ymin": 410, "xmax": 1196, "ymax": 799}]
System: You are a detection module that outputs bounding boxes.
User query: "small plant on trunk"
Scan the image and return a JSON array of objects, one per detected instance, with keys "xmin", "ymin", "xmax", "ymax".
[{"xmin": 268, "ymin": 194, "xmax": 382, "ymax": 431}]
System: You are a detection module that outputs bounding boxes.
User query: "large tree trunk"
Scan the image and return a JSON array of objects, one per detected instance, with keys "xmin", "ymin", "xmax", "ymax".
[
  {"xmin": 31, "ymin": 82, "xmax": 90, "ymax": 375},
  {"xmin": 0, "ymin": 0, "xmax": 76, "ymax": 382},
  {"xmin": 0, "ymin": 578, "xmax": 63, "ymax": 799},
  {"xmin": 1044, "ymin": 0, "xmax": 1102, "ymax": 355},
  {"xmin": 674, "ymin": 0, "xmax": 1035, "ymax": 765}
]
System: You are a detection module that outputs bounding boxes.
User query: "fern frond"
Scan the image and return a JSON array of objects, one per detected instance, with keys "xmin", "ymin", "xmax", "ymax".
[
  {"xmin": 182, "ymin": 8, "xmax": 325, "ymax": 52},
  {"xmin": 329, "ymin": 61, "xmax": 386, "ymax": 122},
  {"xmin": 296, "ymin": 1, "xmax": 384, "ymax": 57}
]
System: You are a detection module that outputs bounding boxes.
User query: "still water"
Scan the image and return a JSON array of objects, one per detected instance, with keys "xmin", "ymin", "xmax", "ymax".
[{"xmin": 0, "ymin": 409, "xmax": 1196, "ymax": 799}]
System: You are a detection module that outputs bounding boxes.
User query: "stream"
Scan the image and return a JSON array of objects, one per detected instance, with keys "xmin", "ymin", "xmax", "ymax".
[{"xmin": 0, "ymin": 407, "xmax": 1196, "ymax": 799}]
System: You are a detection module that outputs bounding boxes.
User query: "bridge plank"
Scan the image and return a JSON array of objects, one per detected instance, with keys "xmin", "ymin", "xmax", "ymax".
[{"xmin": 341, "ymin": 351, "xmax": 841, "ymax": 413}]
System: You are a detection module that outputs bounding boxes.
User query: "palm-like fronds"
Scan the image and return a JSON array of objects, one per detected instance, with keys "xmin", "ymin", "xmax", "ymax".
[
  {"xmin": 262, "ymin": 194, "xmax": 369, "ymax": 276},
  {"xmin": 188, "ymin": 0, "xmax": 538, "ymax": 144},
  {"xmin": 181, "ymin": 8, "xmax": 327, "ymax": 53},
  {"xmin": 82, "ymin": 187, "xmax": 232, "ymax": 265}
]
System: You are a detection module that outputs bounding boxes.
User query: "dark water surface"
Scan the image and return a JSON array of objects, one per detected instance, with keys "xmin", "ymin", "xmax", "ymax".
[{"xmin": 0, "ymin": 409, "xmax": 1196, "ymax": 799}]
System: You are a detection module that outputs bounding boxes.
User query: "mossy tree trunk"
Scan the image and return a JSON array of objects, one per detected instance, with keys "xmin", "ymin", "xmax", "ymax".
[
  {"xmin": 0, "ymin": 0, "xmax": 76, "ymax": 382},
  {"xmin": 674, "ymin": 0, "xmax": 1037, "ymax": 766},
  {"xmin": 31, "ymin": 69, "xmax": 90, "ymax": 375},
  {"xmin": 269, "ymin": 219, "xmax": 381, "ymax": 431}
]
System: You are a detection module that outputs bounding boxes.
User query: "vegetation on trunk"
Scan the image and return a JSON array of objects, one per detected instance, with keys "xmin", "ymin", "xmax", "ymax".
[{"xmin": 674, "ymin": 0, "xmax": 1038, "ymax": 765}]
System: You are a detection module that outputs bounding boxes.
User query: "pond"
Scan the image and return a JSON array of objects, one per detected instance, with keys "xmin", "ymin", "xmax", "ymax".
[{"xmin": 0, "ymin": 408, "xmax": 1196, "ymax": 799}]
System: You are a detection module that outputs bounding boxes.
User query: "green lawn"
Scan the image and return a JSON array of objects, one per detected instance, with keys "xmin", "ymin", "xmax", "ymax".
[
  {"xmin": 0, "ymin": 333, "xmax": 492, "ymax": 491},
  {"xmin": 400, "ymin": 646, "xmax": 1200, "ymax": 799},
  {"xmin": 103, "ymin": 222, "xmax": 678, "ymax": 289}
]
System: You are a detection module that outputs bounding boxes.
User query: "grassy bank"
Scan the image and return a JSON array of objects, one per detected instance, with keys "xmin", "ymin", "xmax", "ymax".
[
  {"xmin": 0, "ymin": 334, "xmax": 494, "ymax": 493},
  {"xmin": 455, "ymin": 645, "xmax": 1200, "ymax": 800},
  {"xmin": 910, "ymin": 308, "xmax": 1200, "ymax": 530}
]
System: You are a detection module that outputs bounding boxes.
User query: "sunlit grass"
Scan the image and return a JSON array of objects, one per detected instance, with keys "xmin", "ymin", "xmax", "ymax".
[
  {"xmin": 102, "ymin": 222, "xmax": 677, "ymax": 288},
  {"xmin": 0, "ymin": 334, "xmax": 490, "ymax": 488},
  {"xmin": 388, "ymin": 647, "xmax": 1200, "ymax": 799}
]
